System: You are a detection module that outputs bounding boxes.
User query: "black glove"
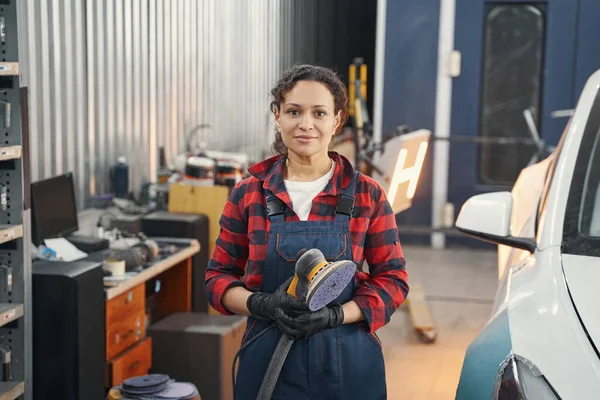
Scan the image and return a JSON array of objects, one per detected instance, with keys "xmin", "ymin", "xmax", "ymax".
[
  {"xmin": 274, "ymin": 303, "xmax": 344, "ymax": 340},
  {"xmin": 246, "ymin": 277, "xmax": 309, "ymax": 322}
]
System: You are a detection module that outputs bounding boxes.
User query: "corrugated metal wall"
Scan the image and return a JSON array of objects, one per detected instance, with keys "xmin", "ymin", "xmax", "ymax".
[{"xmin": 17, "ymin": 0, "xmax": 317, "ymax": 208}]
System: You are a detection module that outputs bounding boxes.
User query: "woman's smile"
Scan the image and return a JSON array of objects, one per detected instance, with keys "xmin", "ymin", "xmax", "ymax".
[{"xmin": 294, "ymin": 135, "xmax": 318, "ymax": 143}]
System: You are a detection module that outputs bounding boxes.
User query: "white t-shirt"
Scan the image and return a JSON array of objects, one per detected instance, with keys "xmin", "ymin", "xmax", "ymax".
[{"xmin": 284, "ymin": 162, "xmax": 335, "ymax": 221}]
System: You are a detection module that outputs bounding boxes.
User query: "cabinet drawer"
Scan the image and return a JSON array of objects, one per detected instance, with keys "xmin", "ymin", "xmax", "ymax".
[
  {"xmin": 106, "ymin": 309, "xmax": 146, "ymax": 360},
  {"xmin": 106, "ymin": 284, "xmax": 145, "ymax": 326},
  {"xmin": 107, "ymin": 337, "xmax": 152, "ymax": 388}
]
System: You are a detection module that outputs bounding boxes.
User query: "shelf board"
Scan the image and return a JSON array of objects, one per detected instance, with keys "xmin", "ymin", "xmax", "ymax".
[
  {"xmin": 0, "ymin": 304, "xmax": 23, "ymax": 328},
  {"xmin": 0, "ymin": 381, "xmax": 24, "ymax": 400},
  {"xmin": 0, "ymin": 147, "xmax": 21, "ymax": 162},
  {"xmin": 0, "ymin": 63, "xmax": 18, "ymax": 77},
  {"xmin": 0, "ymin": 225, "xmax": 22, "ymax": 245}
]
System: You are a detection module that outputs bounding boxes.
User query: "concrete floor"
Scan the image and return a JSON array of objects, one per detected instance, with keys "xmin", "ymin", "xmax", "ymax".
[{"xmin": 378, "ymin": 245, "xmax": 499, "ymax": 400}]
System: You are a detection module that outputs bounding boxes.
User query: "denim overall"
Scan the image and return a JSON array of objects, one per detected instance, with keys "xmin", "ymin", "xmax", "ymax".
[{"xmin": 235, "ymin": 173, "xmax": 387, "ymax": 400}]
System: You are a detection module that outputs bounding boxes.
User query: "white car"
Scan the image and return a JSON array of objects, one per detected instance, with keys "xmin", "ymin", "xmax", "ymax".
[{"xmin": 454, "ymin": 68, "xmax": 600, "ymax": 399}]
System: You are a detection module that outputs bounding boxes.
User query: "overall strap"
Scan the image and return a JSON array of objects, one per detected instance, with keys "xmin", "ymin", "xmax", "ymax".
[
  {"xmin": 265, "ymin": 189, "xmax": 286, "ymax": 223},
  {"xmin": 334, "ymin": 172, "xmax": 359, "ymax": 223},
  {"xmin": 265, "ymin": 172, "xmax": 360, "ymax": 223}
]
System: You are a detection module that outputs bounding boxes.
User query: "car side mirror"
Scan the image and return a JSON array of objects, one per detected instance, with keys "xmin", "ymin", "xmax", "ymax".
[{"xmin": 455, "ymin": 192, "xmax": 536, "ymax": 253}]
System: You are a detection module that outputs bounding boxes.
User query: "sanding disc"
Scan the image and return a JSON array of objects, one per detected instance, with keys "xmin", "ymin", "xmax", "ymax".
[
  {"xmin": 306, "ymin": 260, "xmax": 356, "ymax": 311},
  {"xmin": 121, "ymin": 374, "xmax": 170, "ymax": 396},
  {"xmin": 137, "ymin": 382, "xmax": 199, "ymax": 399}
]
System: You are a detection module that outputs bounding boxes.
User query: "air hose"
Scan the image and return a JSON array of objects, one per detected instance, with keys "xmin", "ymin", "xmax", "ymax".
[
  {"xmin": 231, "ymin": 324, "xmax": 295, "ymax": 400},
  {"xmin": 232, "ymin": 324, "xmax": 274, "ymax": 399},
  {"xmin": 256, "ymin": 334, "xmax": 294, "ymax": 399}
]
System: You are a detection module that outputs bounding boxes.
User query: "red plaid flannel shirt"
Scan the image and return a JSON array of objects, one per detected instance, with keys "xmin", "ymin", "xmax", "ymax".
[{"xmin": 204, "ymin": 152, "xmax": 409, "ymax": 333}]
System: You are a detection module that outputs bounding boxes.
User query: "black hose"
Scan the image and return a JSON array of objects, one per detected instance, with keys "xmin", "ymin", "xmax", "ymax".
[
  {"xmin": 256, "ymin": 335, "xmax": 295, "ymax": 399},
  {"xmin": 232, "ymin": 324, "xmax": 274, "ymax": 400}
]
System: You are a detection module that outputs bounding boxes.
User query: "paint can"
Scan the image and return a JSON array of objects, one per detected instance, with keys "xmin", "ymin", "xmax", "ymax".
[
  {"xmin": 215, "ymin": 159, "xmax": 243, "ymax": 188},
  {"xmin": 183, "ymin": 156, "xmax": 215, "ymax": 186}
]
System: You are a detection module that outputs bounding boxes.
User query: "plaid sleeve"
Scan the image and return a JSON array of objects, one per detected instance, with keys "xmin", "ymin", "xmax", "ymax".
[
  {"xmin": 204, "ymin": 183, "xmax": 249, "ymax": 315},
  {"xmin": 353, "ymin": 183, "xmax": 409, "ymax": 333}
]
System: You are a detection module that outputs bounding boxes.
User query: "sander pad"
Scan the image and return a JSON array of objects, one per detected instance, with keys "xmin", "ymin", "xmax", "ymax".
[{"xmin": 306, "ymin": 260, "xmax": 356, "ymax": 311}]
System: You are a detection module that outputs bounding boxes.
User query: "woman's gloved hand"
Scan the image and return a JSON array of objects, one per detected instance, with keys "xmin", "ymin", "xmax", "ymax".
[
  {"xmin": 274, "ymin": 303, "xmax": 344, "ymax": 340},
  {"xmin": 246, "ymin": 277, "xmax": 309, "ymax": 322}
]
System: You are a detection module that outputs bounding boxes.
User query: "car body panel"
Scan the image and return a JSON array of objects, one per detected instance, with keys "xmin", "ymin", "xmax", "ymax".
[
  {"xmin": 539, "ymin": 71, "xmax": 600, "ymax": 250},
  {"xmin": 497, "ymin": 156, "xmax": 552, "ymax": 278},
  {"xmin": 509, "ymin": 156, "xmax": 553, "ymax": 240},
  {"xmin": 562, "ymin": 254, "xmax": 600, "ymax": 361},
  {"xmin": 455, "ymin": 308, "xmax": 512, "ymax": 399},
  {"xmin": 456, "ymin": 69, "xmax": 600, "ymax": 399},
  {"xmin": 457, "ymin": 248, "xmax": 600, "ymax": 399},
  {"xmin": 508, "ymin": 248, "xmax": 600, "ymax": 399}
]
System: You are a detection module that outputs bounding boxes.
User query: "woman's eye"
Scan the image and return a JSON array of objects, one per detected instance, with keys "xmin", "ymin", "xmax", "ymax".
[
  {"xmin": 287, "ymin": 109, "xmax": 299, "ymax": 116},
  {"xmin": 315, "ymin": 110, "xmax": 326, "ymax": 117}
]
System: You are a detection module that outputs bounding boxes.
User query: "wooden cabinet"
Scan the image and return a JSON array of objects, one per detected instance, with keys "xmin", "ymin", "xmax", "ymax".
[
  {"xmin": 106, "ymin": 308, "xmax": 146, "ymax": 361},
  {"xmin": 106, "ymin": 284, "xmax": 145, "ymax": 325},
  {"xmin": 105, "ymin": 284, "xmax": 150, "ymax": 387},
  {"xmin": 107, "ymin": 338, "xmax": 152, "ymax": 387},
  {"xmin": 103, "ymin": 246, "xmax": 195, "ymax": 389}
]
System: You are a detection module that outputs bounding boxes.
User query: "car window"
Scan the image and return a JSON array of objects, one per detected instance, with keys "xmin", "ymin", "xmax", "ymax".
[
  {"xmin": 563, "ymin": 92, "xmax": 600, "ymax": 256},
  {"xmin": 579, "ymin": 127, "xmax": 600, "ymax": 237}
]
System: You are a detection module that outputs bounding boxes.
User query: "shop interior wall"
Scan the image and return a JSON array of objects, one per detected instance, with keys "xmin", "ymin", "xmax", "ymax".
[
  {"xmin": 17, "ymin": 0, "xmax": 376, "ymax": 209},
  {"xmin": 380, "ymin": 0, "xmax": 441, "ymax": 245},
  {"xmin": 17, "ymin": 0, "xmax": 286, "ymax": 208}
]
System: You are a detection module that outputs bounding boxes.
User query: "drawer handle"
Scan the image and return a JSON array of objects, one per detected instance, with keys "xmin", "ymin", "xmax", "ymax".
[
  {"xmin": 121, "ymin": 330, "xmax": 134, "ymax": 339},
  {"xmin": 129, "ymin": 360, "xmax": 141, "ymax": 371}
]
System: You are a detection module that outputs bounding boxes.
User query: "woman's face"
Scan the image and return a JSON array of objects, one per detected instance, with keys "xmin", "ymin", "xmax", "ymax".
[{"xmin": 275, "ymin": 80, "xmax": 341, "ymax": 159}]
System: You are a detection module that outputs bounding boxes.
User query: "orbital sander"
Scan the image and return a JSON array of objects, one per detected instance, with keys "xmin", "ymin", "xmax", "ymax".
[
  {"xmin": 255, "ymin": 248, "xmax": 357, "ymax": 399},
  {"xmin": 286, "ymin": 248, "xmax": 356, "ymax": 310}
]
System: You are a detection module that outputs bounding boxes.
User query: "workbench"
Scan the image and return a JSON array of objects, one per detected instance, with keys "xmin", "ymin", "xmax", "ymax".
[
  {"xmin": 103, "ymin": 238, "xmax": 200, "ymax": 388},
  {"xmin": 104, "ymin": 238, "xmax": 200, "ymax": 301},
  {"xmin": 32, "ymin": 238, "xmax": 201, "ymax": 399}
]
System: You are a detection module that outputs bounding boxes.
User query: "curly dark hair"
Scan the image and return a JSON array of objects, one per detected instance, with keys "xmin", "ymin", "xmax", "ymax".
[{"xmin": 270, "ymin": 64, "xmax": 349, "ymax": 155}]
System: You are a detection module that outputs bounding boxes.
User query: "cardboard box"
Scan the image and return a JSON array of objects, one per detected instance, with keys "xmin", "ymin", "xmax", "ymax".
[
  {"xmin": 168, "ymin": 183, "xmax": 235, "ymax": 316},
  {"xmin": 148, "ymin": 313, "xmax": 247, "ymax": 400},
  {"xmin": 168, "ymin": 183, "xmax": 230, "ymax": 258}
]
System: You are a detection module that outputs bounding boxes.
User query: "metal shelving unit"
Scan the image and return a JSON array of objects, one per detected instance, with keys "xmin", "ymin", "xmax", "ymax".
[
  {"xmin": 0, "ymin": 2, "xmax": 31, "ymax": 399},
  {"xmin": 0, "ymin": 147, "xmax": 21, "ymax": 162},
  {"xmin": 0, "ymin": 382, "xmax": 24, "ymax": 400},
  {"xmin": 0, "ymin": 304, "xmax": 23, "ymax": 328},
  {"xmin": 0, "ymin": 226, "xmax": 22, "ymax": 245}
]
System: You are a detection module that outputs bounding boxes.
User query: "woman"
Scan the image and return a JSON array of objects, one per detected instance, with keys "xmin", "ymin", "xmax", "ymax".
[{"xmin": 204, "ymin": 64, "xmax": 408, "ymax": 400}]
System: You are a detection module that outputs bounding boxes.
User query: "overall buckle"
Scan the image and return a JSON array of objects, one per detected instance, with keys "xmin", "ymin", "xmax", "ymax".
[
  {"xmin": 266, "ymin": 195, "xmax": 285, "ymax": 217},
  {"xmin": 335, "ymin": 194, "xmax": 355, "ymax": 217}
]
